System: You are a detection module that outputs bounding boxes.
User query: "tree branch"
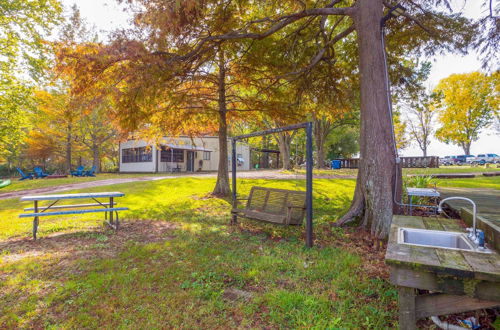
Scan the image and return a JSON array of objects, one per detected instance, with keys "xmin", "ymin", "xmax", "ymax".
[
  {"xmin": 383, "ymin": 1, "xmax": 436, "ymax": 36},
  {"xmin": 279, "ymin": 24, "xmax": 355, "ymax": 77}
]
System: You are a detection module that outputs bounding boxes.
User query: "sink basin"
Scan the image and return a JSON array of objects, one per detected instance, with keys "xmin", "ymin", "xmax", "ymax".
[{"xmin": 398, "ymin": 228, "xmax": 474, "ymax": 251}]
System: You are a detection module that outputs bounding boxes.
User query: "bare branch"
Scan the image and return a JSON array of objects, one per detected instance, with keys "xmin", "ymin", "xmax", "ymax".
[{"xmin": 280, "ymin": 24, "xmax": 355, "ymax": 77}]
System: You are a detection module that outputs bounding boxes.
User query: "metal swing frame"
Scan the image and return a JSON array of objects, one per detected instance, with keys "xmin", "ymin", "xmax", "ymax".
[{"xmin": 231, "ymin": 122, "xmax": 314, "ymax": 248}]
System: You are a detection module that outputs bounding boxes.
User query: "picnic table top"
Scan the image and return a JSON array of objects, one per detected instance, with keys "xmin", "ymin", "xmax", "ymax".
[
  {"xmin": 20, "ymin": 192, "xmax": 125, "ymax": 201},
  {"xmin": 406, "ymin": 187, "xmax": 440, "ymax": 197}
]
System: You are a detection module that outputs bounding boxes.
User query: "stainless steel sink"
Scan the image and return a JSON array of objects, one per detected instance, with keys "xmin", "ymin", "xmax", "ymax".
[{"xmin": 398, "ymin": 228, "xmax": 474, "ymax": 251}]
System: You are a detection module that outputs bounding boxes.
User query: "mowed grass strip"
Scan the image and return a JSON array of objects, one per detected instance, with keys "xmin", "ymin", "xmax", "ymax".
[
  {"xmin": 0, "ymin": 172, "xmax": 171, "ymax": 193},
  {"xmin": 287, "ymin": 165, "xmax": 500, "ymax": 177},
  {"xmin": 436, "ymin": 175, "xmax": 500, "ymax": 190}
]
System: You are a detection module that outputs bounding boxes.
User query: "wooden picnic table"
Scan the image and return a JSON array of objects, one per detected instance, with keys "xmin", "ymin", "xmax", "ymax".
[{"xmin": 20, "ymin": 192, "xmax": 128, "ymax": 240}]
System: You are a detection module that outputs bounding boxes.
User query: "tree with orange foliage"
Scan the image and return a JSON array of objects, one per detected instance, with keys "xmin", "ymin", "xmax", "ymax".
[
  {"xmin": 24, "ymin": 130, "xmax": 59, "ymax": 168},
  {"xmin": 57, "ymin": 0, "xmax": 493, "ymax": 239},
  {"xmin": 31, "ymin": 89, "xmax": 77, "ymax": 171},
  {"xmin": 55, "ymin": 7, "xmax": 271, "ymax": 195},
  {"xmin": 78, "ymin": 101, "xmax": 118, "ymax": 172}
]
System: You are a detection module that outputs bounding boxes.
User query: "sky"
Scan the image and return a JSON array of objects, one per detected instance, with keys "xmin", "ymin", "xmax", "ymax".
[{"xmin": 61, "ymin": 0, "xmax": 499, "ymax": 157}]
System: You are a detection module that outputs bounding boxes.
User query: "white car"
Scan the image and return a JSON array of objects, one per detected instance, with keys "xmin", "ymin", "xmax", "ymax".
[
  {"xmin": 470, "ymin": 153, "xmax": 500, "ymax": 165},
  {"xmin": 440, "ymin": 156, "xmax": 455, "ymax": 166}
]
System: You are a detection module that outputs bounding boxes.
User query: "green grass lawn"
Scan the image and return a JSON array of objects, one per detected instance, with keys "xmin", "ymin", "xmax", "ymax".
[
  {"xmin": 287, "ymin": 165, "xmax": 500, "ymax": 177},
  {"xmin": 2, "ymin": 177, "xmax": 400, "ymax": 328},
  {"xmin": 404, "ymin": 165, "xmax": 500, "ymax": 175},
  {"xmin": 3, "ymin": 165, "xmax": 498, "ymax": 195},
  {"xmin": 437, "ymin": 175, "xmax": 500, "ymax": 190},
  {"xmin": 0, "ymin": 172, "xmax": 173, "ymax": 193},
  {"xmin": 1, "ymin": 175, "xmax": 498, "ymax": 328}
]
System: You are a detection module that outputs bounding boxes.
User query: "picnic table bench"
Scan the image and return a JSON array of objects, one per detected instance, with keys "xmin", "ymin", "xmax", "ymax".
[{"xmin": 19, "ymin": 192, "xmax": 129, "ymax": 240}]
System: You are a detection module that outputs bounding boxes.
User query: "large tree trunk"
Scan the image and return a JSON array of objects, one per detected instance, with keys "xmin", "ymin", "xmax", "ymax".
[
  {"xmin": 461, "ymin": 142, "xmax": 471, "ymax": 155},
  {"xmin": 313, "ymin": 116, "xmax": 332, "ymax": 169},
  {"xmin": 276, "ymin": 132, "xmax": 293, "ymax": 170},
  {"xmin": 337, "ymin": 0, "xmax": 400, "ymax": 239},
  {"xmin": 212, "ymin": 49, "xmax": 231, "ymax": 196}
]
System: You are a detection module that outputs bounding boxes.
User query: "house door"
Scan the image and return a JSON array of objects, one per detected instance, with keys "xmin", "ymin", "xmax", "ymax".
[{"xmin": 187, "ymin": 151, "xmax": 195, "ymax": 172}]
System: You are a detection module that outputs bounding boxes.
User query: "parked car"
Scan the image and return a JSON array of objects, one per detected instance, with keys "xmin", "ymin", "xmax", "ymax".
[
  {"xmin": 465, "ymin": 155, "xmax": 476, "ymax": 163},
  {"xmin": 455, "ymin": 155, "xmax": 474, "ymax": 165},
  {"xmin": 470, "ymin": 153, "xmax": 500, "ymax": 165},
  {"xmin": 440, "ymin": 156, "xmax": 455, "ymax": 166}
]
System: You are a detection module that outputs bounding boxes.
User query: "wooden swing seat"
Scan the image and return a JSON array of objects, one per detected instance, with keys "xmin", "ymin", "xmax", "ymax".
[{"xmin": 231, "ymin": 186, "xmax": 306, "ymax": 225}]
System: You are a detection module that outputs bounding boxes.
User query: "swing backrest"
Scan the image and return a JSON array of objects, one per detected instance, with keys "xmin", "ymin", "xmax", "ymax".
[{"xmin": 246, "ymin": 186, "xmax": 306, "ymax": 225}]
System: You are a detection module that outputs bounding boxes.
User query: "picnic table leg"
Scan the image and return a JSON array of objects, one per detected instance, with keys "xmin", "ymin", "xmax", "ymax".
[
  {"xmin": 33, "ymin": 201, "xmax": 39, "ymax": 240},
  {"xmin": 109, "ymin": 197, "xmax": 114, "ymax": 227}
]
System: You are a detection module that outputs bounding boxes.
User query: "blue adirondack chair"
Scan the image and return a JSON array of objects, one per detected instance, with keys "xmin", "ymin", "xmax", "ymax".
[
  {"xmin": 17, "ymin": 168, "xmax": 34, "ymax": 181},
  {"xmin": 71, "ymin": 165, "xmax": 85, "ymax": 177},
  {"xmin": 33, "ymin": 167, "xmax": 49, "ymax": 179},
  {"xmin": 84, "ymin": 165, "xmax": 97, "ymax": 177}
]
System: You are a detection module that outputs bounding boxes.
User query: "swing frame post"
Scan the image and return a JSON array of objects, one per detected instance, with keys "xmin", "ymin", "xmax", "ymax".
[
  {"xmin": 231, "ymin": 122, "xmax": 314, "ymax": 248},
  {"xmin": 231, "ymin": 138, "xmax": 238, "ymax": 225},
  {"xmin": 305, "ymin": 122, "xmax": 313, "ymax": 248}
]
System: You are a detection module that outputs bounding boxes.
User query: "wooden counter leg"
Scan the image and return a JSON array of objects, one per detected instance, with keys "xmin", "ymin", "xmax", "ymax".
[{"xmin": 398, "ymin": 286, "xmax": 416, "ymax": 330}]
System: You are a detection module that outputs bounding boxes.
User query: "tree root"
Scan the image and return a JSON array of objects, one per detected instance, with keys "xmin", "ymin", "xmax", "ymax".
[{"xmin": 334, "ymin": 194, "xmax": 365, "ymax": 227}]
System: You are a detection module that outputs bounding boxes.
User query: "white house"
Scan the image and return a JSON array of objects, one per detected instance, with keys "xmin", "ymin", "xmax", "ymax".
[{"xmin": 119, "ymin": 136, "xmax": 251, "ymax": 173}]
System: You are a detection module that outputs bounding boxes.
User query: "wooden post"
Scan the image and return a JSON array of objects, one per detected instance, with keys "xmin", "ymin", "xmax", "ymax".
[
  {"xmin": 33, "ymin": 200, "xmax": 39, "ymax": 240},
  {"xmin": 393, "ymin": 161, "xmax": 403, "ymax": 215},
  {"xmin": 398, "ymin": 286, "xmax": 416, "ymax": 330},
  {"xmin": 305, "ymin": 122, "xmax": 313, "ymax": 248},
  {"xmin": 231, "ymin": 139, "xmax": 237, "ymax": 225}
]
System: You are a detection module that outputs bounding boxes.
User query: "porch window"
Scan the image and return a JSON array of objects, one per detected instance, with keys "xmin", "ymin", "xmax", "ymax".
[
  {"xmin": 203, "ymin": 151, "xmax": 211, "ymax": 160},
  {"xmin": 161, "ymin": 148, "xmax": 184, "ymax": 162},
  {"xmin": 122, "ymin": 147, "xmax": 152, "ymax": 163}
]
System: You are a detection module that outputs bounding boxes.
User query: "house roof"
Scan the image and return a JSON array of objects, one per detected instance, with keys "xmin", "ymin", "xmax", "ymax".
[{"xmin": 161, "ymin": 143, "xmax": 212, "ymax": 152}]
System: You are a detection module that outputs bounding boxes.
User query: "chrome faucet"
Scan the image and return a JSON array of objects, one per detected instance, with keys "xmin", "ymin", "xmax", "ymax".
[{"xmin": 437, "ymin": 197, "xmax": 483, "ymax": 248}]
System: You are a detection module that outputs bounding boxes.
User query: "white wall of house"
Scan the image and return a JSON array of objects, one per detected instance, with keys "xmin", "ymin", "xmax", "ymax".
[
  {"xmin": 119, "ymin": 140, "xmax": 156, "ymax": 173},
  {"xmin": 119, "ymin": 136, "xmax": 250, "ymax": 173}
]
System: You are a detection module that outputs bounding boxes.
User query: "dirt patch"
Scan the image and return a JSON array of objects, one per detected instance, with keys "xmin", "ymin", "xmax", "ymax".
[
  {"xmin": 331, "ymin": 227, "xmax": 390, "ymax": 279},
  {"xmin": 222, "ymin": 288, "xmax": 254, "ymax": 302},
  {"xmin": 0, "ymin": 220, "xmax": 178, "ymax": 264}
]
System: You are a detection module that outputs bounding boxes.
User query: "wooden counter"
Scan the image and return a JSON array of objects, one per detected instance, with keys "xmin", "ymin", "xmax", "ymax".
[{"xmin": 385, "ymin": 215, "xmax": 500, "ymax": 329}]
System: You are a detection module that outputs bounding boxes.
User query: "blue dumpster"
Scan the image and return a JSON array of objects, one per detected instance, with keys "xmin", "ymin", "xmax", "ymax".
[{"xmin": 331, "ymin": 160, "xmax": 341, "ymax": 169}]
